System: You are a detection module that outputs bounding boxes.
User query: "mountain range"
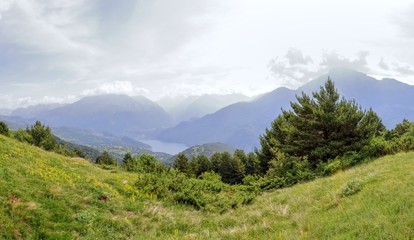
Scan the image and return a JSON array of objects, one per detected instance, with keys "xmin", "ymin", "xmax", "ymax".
[
  {"xmin": 32, "ymin": 94, "xmax": 173, "ymax": 138},
  {"xmin": 158, "ymin": 68, "xmax": 414, "ymax": 151},
  {"xmin": 3, "ymin": 68, "xmax": 414, "ymax": 154}
]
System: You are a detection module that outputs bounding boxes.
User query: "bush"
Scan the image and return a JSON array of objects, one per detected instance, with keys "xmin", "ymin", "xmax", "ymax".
[
  {"xmin": 339, "ymin": 179, "xmax": 364, "ymax": 197},
  {"xmin": 135, "ymin": 169, "xmax": 258, "ymax": 212},
  {"xmin": 12, "ymin": 128, "xmax": 32, "ymax": 143},
  {"xmin": 316, "ymin": 158, "xmax": 342, "ymax": 176},
  {"xmin": 125, "ymin": 154, "xmax": 166, "ymax": 173},
  {"xmin": 266, "ymin": 154, "xmax": 315, "ymax": 187}
]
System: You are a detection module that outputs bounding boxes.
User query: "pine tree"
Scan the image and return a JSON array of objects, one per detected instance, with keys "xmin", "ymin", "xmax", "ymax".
[
  {"xmin": 216, "ymin": 152, "xmax": 245, "ymax": 184},
  {"xmin": 191, "ymin": 155, "xmax": 212, "ymax": 176},
  {"xmin": 26, "ymin": 121, "xmax": 57, "ymax": 150},
  {"xmin": 123, "ymin": 153, "xmax": 134, "ymax": 171},
  {"xmin": 96, "ymin": 151, "xmax": 117, "ymax": 165},
  {"xmin": 0, "ymin": 121, "xmax": 10, "ymax": 137},
  {"xmin": 258, "ymin": 78, "xmax": 384, "ymax": 170},
  {"xmin": 173, "ymin": 153, "xmax": 191, "ymax": 176}
]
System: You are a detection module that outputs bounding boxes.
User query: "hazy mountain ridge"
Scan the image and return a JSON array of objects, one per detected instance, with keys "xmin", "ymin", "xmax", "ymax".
[
  {"xmin": 158, "ymin": 69, "xmax": 414, "ymax": 151},
  {"xmin": 35, "ymin": 94, "xmax": 173, "ymax": 137},
  {"xmin": 52, "ymin": 126, "xmax": 151, "ymax": 149},
  {"xmin": 158, "ymin": 87, "xmax": 295, "ymax": 151},
  {"xmin": 158, "ymin": 93, "xmax": 251, "ymax": 122},
  {"xmin": 4, "ymin": 68, "xmax": 414, "ymax": 154},
  {"xmin": 11, "ymin": 103, "xmax": 66, "ymax": 118}
]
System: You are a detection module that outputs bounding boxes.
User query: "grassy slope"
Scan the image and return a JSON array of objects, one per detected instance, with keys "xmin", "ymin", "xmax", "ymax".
[{"xmin": 1, "ymin": 134, "xmax": 414, "ymax": 239}]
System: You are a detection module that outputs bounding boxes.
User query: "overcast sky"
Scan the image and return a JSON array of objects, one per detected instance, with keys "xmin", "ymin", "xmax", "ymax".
[{"xmin": 1, "ymin": 0, "xmax": 414, "ymax": 109}]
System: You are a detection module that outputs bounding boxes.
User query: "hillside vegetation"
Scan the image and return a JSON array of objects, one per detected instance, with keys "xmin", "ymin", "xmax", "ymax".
[{"xmin": 1, "ymin": 135, "xmax": 414, "ymax": 239}]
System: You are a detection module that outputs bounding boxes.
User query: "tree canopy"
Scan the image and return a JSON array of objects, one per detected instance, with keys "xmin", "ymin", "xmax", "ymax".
[
  {"xmin": 258, "ymin": 78, "xmax": 384, "ymax": 170},
  {"xmin": 95, "ymin": 151, "xmax": 117, "ymax": 165},
  {"xmin": 0, "ymin": 121, "xmax": 10, "ymax": 137},
  {"xmin": 26, "ymin": 121, "xmax": 57, "ymax": 150}
]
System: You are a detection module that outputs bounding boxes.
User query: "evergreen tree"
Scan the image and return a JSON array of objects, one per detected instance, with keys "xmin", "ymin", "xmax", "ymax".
[
  {"xmin": 258, "ymin": 78, "xmax": 384, "ymax": 170},
  {"xmin": 137, "ymin": 154, "xmax": 165, "ymax": 173},
  {"xmin": 123, "ymin": 153, "xmax": 134, "ymax": 171},
  {"xmin": 392, "ymin": 119, "xmax": 412, "ymax": 137},
  {"xmin": 191, "ymin": 155, "xmax": 212, "ymax": 176},
  {"xmin": 0, "ymin": 121, "xmax": 10, "ymax": 137},
  {"xmin": 26, "ymin": 121, "xmax": 57, "ymax": 150},
  {"xmin": 221, "ymin": 152, "xmax": 245, "ymax": 184},
  {"xmin": 244, "ymin": 152, "xmax": 261, "ymax": 175},
  {"xmin": 173, "ymin": 153, "xmax": 191, "ymax": 176},
  {"xmin": 95, "ymin": 151, "xmax": 117, "ymax": 165},
  {"xmin": 210, "ymin": 152, "xmax": 222, "ymax": 173}
]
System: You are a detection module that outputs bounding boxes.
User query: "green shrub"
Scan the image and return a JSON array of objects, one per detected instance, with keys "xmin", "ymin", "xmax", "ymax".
[
  {"xmin": 12, "ymin": 128, "xmax": 32, "ymax": 143},
  {"xmin": 363, "ymin": 136, "xmax": 391, "ymax": 158},
  {"xmin": 398, "ymin": 135, "xmax": 414, "ymax": 152},
  {"xmin": 317, "ymin": 158, "xmax": 342, "ymax": 176},
  {"xmin": 339, "ymin": 179, "xmax": 363, "ymax": 197},
  {"xmin": 134, "ymin": 170, "xmax": 257, "ymax": 212},
  {"xmin": 266, "ymin": 155, "xmax": 315, "ymax": 187}
]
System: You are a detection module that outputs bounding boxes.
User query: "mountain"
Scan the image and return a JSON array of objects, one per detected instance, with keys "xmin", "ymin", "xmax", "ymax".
[
  {"xmin": 0, "ymin": 108, "xmax": 12, "ymax": 116},
  {"xmin": 158, "ymin": 87, "xmax": 295, "ymax": 151},
  {"xmin": 0, "ymin": 115, "xmax": 29, "ymax": 130},
  {"xmin": 35, "ymin": 94, "xmax": 173, "ymax": 137},
  {"xmin": 158, "ymin": 69, "xmax": 414, "ymax": 151},
  {"xmin": 298, "ymin": 68, "xmax": 414, "ymax": 128},
  {"xmin": 55, "ymin": 136, "xmax": 101, "ymax": 161},
  {"xmin": 11, "ymin": 103, "xmax": 65, "ymax": 118},
  {"xmin": 159, "ymin": 94, "xmax": 250, "ymax": 122},
  {"xmin": 52, "ymin": 126, "xmax": 151, "ymax": 149},
  {"xmin": 166, "ymin": 142, "xmax": 237, "ymax": 166}
]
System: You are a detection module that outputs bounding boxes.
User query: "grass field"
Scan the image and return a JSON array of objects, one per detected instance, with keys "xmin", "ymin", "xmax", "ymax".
[{"xmin": 1, "ymin": 134, "xmax": 414, "ymax": 239}]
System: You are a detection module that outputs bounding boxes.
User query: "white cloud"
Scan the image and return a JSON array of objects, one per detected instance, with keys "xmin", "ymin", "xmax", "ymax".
[
  {"xmin": 320, "ymin": 51, "xmax": 370, "ymax": 73},
  {"xmin": 0, "ymin": 0, "xmax": 14, "ymax": 20},
  {"xmin": 378, "ymin": 58, "xmax": 389, "ymax": 70},
  {"xmin": 1, "ymin": 0, "xmax": 414, "ymax": 107},
  {"xmin": 0, "ymin": 94, "xmax": 77, "ymax": 109},
  {"xmin": 81, "ymin": 81, "xmax": 149, "ymax": 96},
  {"xmin": 268, "ymin": 50, "xmax": 372, "ymax": 88},
  {"xmin": 285, "ymin": 48, "xmax": 313, "ymax": 65}
]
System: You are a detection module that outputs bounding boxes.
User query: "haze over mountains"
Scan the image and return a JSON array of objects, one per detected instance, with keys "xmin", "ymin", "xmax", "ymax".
[
  {"xmin": 32, "ymin": 94, "xmax": 172, "ymax": 138},
  {"xmin": 158, "ymin": 68, "xmax": 414, "ymax": 151},
  {"xmin": 2, "ymin": 68, "xmax": 414, "ymax": 154},
  {"xmin": 158, "ymin": 93, "xmax": 251, "ymax": 123}
]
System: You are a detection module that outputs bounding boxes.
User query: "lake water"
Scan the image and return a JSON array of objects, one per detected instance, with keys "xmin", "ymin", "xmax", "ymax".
[{"xmin": 139, "ymin": 139, "xmax": 188, "ymax": 155}]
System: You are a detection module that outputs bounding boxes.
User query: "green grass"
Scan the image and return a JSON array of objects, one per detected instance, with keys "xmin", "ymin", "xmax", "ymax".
[{"xmin": 1, "ymin": 134, "xmax": 414, "ymax": 239}]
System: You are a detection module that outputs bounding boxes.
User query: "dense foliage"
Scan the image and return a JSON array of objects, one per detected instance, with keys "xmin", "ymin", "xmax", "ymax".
[
  {"xmin": 95, "ymin": 151, "xmax": 117, "ymax": 165},
  {"xmin": 0, "ymin": 121, "xmax": 10, "ymax": 136},
  {"xmin": 258, "ymin": 79, "xmax": 384, "ymax": 170},
  {"xmin": 26, "ymin": 121, "xmax": 58, "ymax": 150}
]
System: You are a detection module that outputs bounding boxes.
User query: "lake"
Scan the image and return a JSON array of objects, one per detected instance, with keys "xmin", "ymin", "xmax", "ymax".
[{"xmin": 139, "ymin": 139, "xmax": 188, "ymax": 155}]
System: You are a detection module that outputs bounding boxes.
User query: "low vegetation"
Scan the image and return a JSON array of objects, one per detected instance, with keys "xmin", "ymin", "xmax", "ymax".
[{"xmin": 1, "ymin": 135, "xmax": 414, "ymax": 239}]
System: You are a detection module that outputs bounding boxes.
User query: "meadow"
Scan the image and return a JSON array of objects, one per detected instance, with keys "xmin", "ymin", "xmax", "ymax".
[{"xmin": 1, "ymin": 134, "xmax": 414, "ymax": 239}]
